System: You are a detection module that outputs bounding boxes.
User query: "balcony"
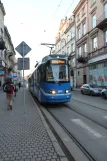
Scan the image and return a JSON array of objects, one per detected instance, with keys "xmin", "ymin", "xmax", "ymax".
[
  {"xmin": 77, "ymin": 53, "xmax": 88, "ymax": 63},
  {"xmin": 96, "ymin": 13, "xmax": 107, "ymax": 30},
  {"xmin": 88, "ymin": 46, "xmax": 107, "ymax": 58}
]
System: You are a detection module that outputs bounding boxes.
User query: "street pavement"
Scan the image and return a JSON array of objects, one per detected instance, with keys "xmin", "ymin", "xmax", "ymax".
[
  {"xmin": 45, "ymin": 102, "xmax": 107, "ymax": 161},
  {"xmin": 0, "ymin": 88, "xmax": 62, "ymax": 161},
  {"xmin": 72, "ymin": 89, "xmax": 107, "ymax": 110}
]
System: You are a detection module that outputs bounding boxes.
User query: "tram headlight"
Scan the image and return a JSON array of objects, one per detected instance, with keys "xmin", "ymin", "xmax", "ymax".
[
  {"xmin": 65, "ymin": 90, "xmax": 70, "ymax": 94},
  {"xmin": 49, "ymin": 90, "xmax": 56, "ymax": 95}
]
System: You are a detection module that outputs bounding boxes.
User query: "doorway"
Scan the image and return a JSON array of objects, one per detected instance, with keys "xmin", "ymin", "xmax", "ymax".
[{"xmin": 83, "ymin": 75, "xmax": 87, "ymax": 84}]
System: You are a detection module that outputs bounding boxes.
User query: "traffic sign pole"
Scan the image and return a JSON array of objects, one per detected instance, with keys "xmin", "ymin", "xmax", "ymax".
[
  {"xmin": 23, "ymin": 42, "xmax": 25, "ymax": 114},
  {"xmin": 15, "ymin": 41, "xmax": 31, "ymax": 115}
]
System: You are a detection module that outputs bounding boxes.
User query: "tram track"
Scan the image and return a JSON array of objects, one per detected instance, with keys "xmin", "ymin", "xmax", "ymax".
[
  {"xmin": 64, "ymin": 103, "xmax": 107, "ymax": 130},
  {"xmin": 71, "ymin": 98, "xmax": 107, "ymax": 112},
  {"xmin": 31, "ymin": 92, "xmax": 98, "ymax": 161}
]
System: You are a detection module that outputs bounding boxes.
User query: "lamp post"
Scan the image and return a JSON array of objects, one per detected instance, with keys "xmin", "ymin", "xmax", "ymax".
[{"xmin": 41, "ymin": 43, "xmax": 55, "ymax": 55}]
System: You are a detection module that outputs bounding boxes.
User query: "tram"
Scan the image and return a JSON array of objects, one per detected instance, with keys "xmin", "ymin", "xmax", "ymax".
[{"xmin": 28, "ymin": 54, "xmax": 71, "ymax": 103}]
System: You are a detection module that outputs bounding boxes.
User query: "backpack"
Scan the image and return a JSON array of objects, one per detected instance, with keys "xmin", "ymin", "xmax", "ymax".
[{"xmin": 4, "ymin": 84, "xmax": 13, "ymax": 93}]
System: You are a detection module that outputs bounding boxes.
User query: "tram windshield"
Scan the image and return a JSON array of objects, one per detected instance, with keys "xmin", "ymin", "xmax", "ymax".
[{"xmin": 46, "ymin": 64, "xmax": 69, "ymax": 82}]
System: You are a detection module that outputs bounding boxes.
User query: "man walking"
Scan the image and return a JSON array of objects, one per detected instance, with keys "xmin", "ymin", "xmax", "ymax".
[
  {"xmin": 3, "ymin": 78, "xmax": 15, "ymax": 110},
  {"xmin": 18, "ymin": 82, "xmax": 21, "ymax": 89}
]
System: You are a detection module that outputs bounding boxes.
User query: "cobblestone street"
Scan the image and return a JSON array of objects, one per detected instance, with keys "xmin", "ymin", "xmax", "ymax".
[{"xmin": 0, "ymin": 89, "xmax": 62, "ymax": 161}]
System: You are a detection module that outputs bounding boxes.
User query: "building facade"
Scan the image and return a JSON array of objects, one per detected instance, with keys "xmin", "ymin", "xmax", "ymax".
[
  {"xmin": 54, "ymin": 0, "xmax": 107, "ymax": 87},
  {"xmin": 73, "ymin": 0, "xmax": 89, "ymax": 87},
  {"xmin": 0, "ymin": 1, "xmax": 16, "ymax": 84},
  {"xmin": 88, "ymin": 0, "xmax": 107, "ymax": 87},
  {"xmin": 55, "ymin": 16, "xmax": 76, "ymax": 87}
]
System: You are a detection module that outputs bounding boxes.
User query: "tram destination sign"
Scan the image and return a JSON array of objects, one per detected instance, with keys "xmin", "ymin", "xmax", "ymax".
[{"xmin": 51, "ymin": 59, "xmax": 66, "ymax": 64}]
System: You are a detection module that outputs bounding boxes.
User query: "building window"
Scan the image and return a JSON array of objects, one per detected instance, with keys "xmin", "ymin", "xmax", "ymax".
[
  {"xmin": 78, "ymin": 28, "xmax": 81, "ymax": 39},
  {"xmin": 92, "ymin": 37, "xmax": 97, "ymax": 50},
  {"xmin": 71, "ymin": 43, "xmax": 75, "ymax": 52},
  {"xmin": 77, "ymin": 14, "xmax": 80, "ymax": 22},
  {"xmin": 83, "ymin": 44, "xmax": 87, "ymax": 52},
  {"xmin": 104, "ymin": 30, "xmax": 107, "ymax": 45},
  {"xmin": 78, "ymin": 71, "xmax": 80, "ymax": 75},
  {"xmin": 71, "ymin": 28, "xmax": 74, "ymax": 39},
  {"xmin": 72, "ymin": 58, "xmax": 75, "ymax": 67},
  {"xmin": 91, "ymin": 0, "xmax": 96, "ymax": 6},
  {"xmin": 83, "ymin": 23, "xmax": 86, "ymax": 35},
  {"xmin": 92, "ymin": 14, "xmax": 96, "ymax": 28},
  {"xmin": 67, "ymin": 46, "xmax": 70, "ymax": 55},
  {"xmin": 104, "ymin": 3, "xmax": 107, "ymax": 18},
  {"xmin": 82, "ymin": 7, "xmax": 85, "ymax": 16},
  {"xmin": 67, "ymin": 35, "xmax": 70, "ymax": 42},
  {"xmin": 78, "ymin": 47, "xmax": 81, "ymax": 57}
]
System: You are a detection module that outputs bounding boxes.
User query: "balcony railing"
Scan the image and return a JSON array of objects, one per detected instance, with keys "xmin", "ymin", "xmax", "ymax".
[
  {"xmin": 77, "ymin": 52, "xmax": 88, "ymax": 63},
  {"xmin": 88, "ymin": 46, "xmax": 107, "ymax": 58},
  {"xmin": 96, "ymin": 12, "xmax": 107, "ymax": 30}
]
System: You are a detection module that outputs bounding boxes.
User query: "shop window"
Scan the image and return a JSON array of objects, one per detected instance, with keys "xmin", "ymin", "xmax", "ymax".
[{"xmin": 104, "ymin": 62, "xmax": 107, "ymax": 67}]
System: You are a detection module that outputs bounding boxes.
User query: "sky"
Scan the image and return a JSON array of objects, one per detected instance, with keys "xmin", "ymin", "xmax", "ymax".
[{"xmin": 2, "ymin": 0, "xmax": 80, "ymax": 76}]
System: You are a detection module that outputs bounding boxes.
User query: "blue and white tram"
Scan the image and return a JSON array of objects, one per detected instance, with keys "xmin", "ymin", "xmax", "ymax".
[{"xmin": 28, "ymin": 54, "xmax": 72, "ymax": 103}]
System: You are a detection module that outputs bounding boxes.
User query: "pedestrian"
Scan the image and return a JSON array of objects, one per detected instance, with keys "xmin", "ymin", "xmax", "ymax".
[
  {"xmin": 3, "ymin": 78, "xmax": 15, "ymax": 110},
  {"xmin": 18, "ymin": 82, "xmax": 21, "ymax": 89},
  {"xmin": 14, "ymin": 82, "xmax": 18, "ymax": 97}
]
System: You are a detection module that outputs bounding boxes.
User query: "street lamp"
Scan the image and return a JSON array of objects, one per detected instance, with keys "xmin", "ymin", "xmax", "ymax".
[{"xmin": 41, "ymin": 43, "xmax": 55, "ymax": 55}]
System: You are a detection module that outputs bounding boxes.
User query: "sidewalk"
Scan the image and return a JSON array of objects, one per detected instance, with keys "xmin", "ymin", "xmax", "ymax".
[
  {"xmin": 0, "ymin": 88, "xmax": 64, "ymax": 161},
  {"xmin": 72, "ymin": 87, "xmax": 81, "ymax": 92}
]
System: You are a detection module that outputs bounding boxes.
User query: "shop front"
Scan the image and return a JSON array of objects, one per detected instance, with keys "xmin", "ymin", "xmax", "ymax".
[{"xmin": 88, "ymin": 55, "xmax": 107, "ymax": 87}]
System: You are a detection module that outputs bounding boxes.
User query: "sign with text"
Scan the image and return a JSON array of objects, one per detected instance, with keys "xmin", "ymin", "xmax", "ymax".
[{"xmin": 18, "ymin": 58, "xmax": 30, "ymax": 70}]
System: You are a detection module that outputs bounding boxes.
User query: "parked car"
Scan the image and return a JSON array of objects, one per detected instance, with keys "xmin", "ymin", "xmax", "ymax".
[
  {"xmin": 101, "ymin": 87, "xmax": 107, "ymax": 99},
  {"xmin": 80, "ymin": 84, "xmax": 103, "ymax": 96}
]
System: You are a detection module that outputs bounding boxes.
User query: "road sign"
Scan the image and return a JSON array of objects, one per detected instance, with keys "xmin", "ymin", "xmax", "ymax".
[
  {"xmin": 7, "ymin": 73, "xmax": 13, "ymax": 78},
  {"xmin": 18, "ymin": 58, "xmax": 30, "ymax": 70},
  {"xmin": 13, "ymin": 72, "xmax": 18, "ymax": 78},
  {"xmin": 0, "ymin": 71, "xmax": 4, "ymax": 75},
  {"xmin": 15, "ymin": 41, "xmax": 31, "ymax": 113},
  {"xmin": 15, "ymin": 41, "xmax": 31, "ymax": 57}
]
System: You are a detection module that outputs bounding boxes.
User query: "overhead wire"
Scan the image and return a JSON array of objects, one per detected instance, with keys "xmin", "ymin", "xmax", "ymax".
[
  {"xmin": 52, "ymin": 0, "xmax": 63, "ymax": 18},
  {"xmin": 64, "ymin": 0, "xmax": 75, "ymax": 17},
  {"xmin": 44, "ymin": 0, "xmax": 63, "ymax": 32}
]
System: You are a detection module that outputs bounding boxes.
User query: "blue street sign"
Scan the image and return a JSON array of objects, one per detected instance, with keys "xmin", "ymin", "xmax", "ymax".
[{"xmin": 0, "ymin": 71, "xmax": 4, "ymax": 75}]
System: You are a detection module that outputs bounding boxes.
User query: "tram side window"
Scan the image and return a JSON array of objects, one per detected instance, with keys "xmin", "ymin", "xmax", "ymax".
[{"xmin": 38, "ymin": 67, "xmax": 45, "ymax": 82}]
